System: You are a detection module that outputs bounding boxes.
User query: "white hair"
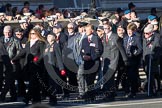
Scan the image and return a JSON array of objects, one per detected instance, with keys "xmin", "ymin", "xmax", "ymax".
[{"xmin": 3, "ymin": 25, "xmax": 12, "ymax": 32}]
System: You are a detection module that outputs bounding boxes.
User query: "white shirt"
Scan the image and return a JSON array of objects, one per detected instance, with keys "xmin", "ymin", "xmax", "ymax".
[
  {"xmin": 30, "ymin": 39, "xmax": 38, "ymax": 47},
  {"xmin": 88, "ymin": 34, "xmax": 93, "ymax": 41},
  {"xmin": 4, "ymin": 37, "xmax": 10, "ymax": 43}
]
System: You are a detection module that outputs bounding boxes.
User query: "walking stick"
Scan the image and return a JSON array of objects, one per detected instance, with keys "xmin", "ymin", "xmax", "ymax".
[
  {"xmin": 100, "ymin": 57, "xmax": 104, "ymax": 89},
  {"xmin": 148, "ymin": 45, "xmax": 152, "ymax": 96}
]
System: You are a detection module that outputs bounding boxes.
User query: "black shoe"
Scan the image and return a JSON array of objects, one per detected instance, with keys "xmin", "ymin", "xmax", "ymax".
[
  {"xmin": 124, "ymin": 93, "xmax": 136, "ymax": 99},
  {"xmin": 49, "ymin": 101, "xmax": 57, "ymax": 106},
  {"xmin": 103, "ymin": 96, "xmax": 115, "ymax": 102},
  {"xmin": 49, "ymin": 96, "xmax": 57, "ymax": 106},
  {"xmin": 8, "ymin": 97, "xmax": 17, "ymax": 102},
  {"xmin": 22, "ymin": 98, "xmax": 29, "ymax": 105},
  {"xmin": 84, "ymin": 96, "xmax": 96, "ymax": 102},
  {"xmin": 103, "ymin": 92, "xmax": 115, "ymax": 101},
  {"xmin": 61, "ymin": 94, "xmax": 70, "ymax": 99},
  {"xmin": 41, "ymin": 96, "xmax": 47, "ymax": 100},
  {"xmin": 0, "ymin": 97, "xmax": 5, "ymax": 102},
  {"xmin": 83, "ymin": 93, "xmax": 96, "ymax": 102},
  {"xmin": 147, "ymin": 92, "xmax": 158, "ymax": 97},
  {"xmin": 17, "ymin": 93, "xmax": 26, "ymax": 97},
  {"xmin": 32, "ymin": 101, "xmax": 41, "ymax": 105},
  {"xmin": 76, "ymin": 95, "xmax": 85, "ymax": 100}
]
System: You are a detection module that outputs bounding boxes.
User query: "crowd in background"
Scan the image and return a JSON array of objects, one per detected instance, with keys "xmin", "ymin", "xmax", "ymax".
[{"xmin": 0, "ymin": 1, "xmax": 162, "ymax": 106}]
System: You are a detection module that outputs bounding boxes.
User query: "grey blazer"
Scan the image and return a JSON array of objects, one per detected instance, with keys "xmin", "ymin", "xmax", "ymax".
[
  {"xmin": 0, "ymin": 36, "xmax": 22, "ymax": 59},
  {"xmin": 102, "ymin": 33, "xmax": 128, "ymax": 71}
]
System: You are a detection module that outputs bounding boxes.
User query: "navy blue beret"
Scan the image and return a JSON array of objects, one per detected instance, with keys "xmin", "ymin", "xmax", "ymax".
[{"xmin": 147, "ymin": 15, "xmax": 156, "ymax": 21}]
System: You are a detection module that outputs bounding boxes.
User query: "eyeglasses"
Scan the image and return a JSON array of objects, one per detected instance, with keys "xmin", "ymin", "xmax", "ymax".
[
  {"xmin": 67, "ymin": 27, "xmax": 73, "ymax": 29},
  {"xmin": 144, "ymin": 32, "xmax": 151, "ymax": 35},
  {"xmin": 30, "ymin": 33, "xmax": 36, "ymax": 35}
]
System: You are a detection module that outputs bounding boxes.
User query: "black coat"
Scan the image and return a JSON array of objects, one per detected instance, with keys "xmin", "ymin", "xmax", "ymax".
[
  {"xmin": 56, "ymin": 32, "xmax": 68, "ymax": 51},
  {"xmin": 0, "ymin": 41, "xmax": 10, "ymax": 63},
  {"xmin": 12, "ymin": 40, "xmax": 45, "ymax": 80},
  {"xmin": 44, "ymin": 42, "xmax": 64, "ymax": 71},
  {"xmin": 14, "ymin": 36, "xmax": 28, "ymax": 68},
  {"xmin": 12, "ymin": 40, "xmax": 45, "ymax": 65},
  {"xmin": 123, "ymin": 34, "xmax": 142, "ymax": 59},
  {"xmin": 81, "ymin": 34, "xmax": 103, "ymax": 70},
  {"xmin": 62, "ymin": 33, "xmax": 78, "ymax": 72}
]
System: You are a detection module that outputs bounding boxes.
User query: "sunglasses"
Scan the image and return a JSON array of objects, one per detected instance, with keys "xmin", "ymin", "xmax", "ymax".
[{"xmin": 97, "ymin": 30, "xmax": 102, "ymax": 32}]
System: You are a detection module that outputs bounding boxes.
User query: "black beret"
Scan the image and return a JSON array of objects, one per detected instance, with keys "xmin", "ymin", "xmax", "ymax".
[{"xmin": 78, "ymin": 22, "xmax": 88, "ymax": 27}]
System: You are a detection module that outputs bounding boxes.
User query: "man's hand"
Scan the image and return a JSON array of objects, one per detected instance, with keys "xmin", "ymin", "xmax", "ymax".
[{"xmin": 83, "ymin": 55, "xmax": 91, "ymax": 61}]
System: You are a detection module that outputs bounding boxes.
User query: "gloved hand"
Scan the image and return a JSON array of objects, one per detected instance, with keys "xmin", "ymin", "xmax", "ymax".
[
  {"xmin": 83, "ymin": 55, "xmax": 91, "ymax": 61},
  {"xmin": 60, "ymin": 69, "xmax": 66, "ymax": 76},
  {"xmin": 127, "ymin": 53, "xmax": 132, "ymax": 58}
]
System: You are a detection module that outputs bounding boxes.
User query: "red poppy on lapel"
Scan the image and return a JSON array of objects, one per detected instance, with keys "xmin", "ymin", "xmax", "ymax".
[
  {"xmin": 60, "ymin": 69, "xmax": 66, "ymax": 76},
  {"xmin": 33, "ymin": 56, "xmax": 39, "ymax": 62}
]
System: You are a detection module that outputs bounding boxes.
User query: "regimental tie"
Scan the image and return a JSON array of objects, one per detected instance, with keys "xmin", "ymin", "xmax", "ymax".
[
  {"xmin": 127, "ymin": 36, "xmax": 132, "ymax": 49},
  {"xmin": 106, "ymin": 35, "xmax": 109, "ymax": 44},
  {"xmin": 55, "ymin": 36, "xmax": 60, "ymax": 43}
]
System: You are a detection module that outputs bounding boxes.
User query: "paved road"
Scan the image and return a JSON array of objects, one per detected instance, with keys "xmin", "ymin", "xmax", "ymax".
[{"xmin": 0, "ymin": 92, "xmax": 162, "ymax": 108}]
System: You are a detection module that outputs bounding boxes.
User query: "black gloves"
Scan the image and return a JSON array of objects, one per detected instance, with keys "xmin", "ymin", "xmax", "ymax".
[{"xmin": 83, "ymin": 55, "xmax": 91, "ymax": 61}]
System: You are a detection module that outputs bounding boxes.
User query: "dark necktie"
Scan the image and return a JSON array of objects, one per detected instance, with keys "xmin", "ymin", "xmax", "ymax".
[{"xmin": 127, "ymin": 37, "xmax": 132, "ymax": 48}]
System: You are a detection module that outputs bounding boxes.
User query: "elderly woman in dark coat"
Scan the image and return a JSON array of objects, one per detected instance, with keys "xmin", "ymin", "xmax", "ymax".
[{"xmin": 44, "ymin": 32, "xmax": 66, "ymax": 105}]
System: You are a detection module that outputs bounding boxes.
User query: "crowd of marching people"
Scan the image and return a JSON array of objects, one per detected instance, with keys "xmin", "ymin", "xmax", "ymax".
[{"xmin": 0, "ymin": 1, "xmax": 162, "ymax": 106}]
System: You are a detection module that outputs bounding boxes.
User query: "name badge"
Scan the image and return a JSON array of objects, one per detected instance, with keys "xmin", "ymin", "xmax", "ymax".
[
  {"xmin": 82, "ymin": 49, "xmax": 85, "ymax": 53},
  {"xmin": 50, "ymin": 46, "xmax": 53, "ymax": 52},
  {"xmin": 90, "ymin": 43, "xmax": 96, "ymax": 47}
]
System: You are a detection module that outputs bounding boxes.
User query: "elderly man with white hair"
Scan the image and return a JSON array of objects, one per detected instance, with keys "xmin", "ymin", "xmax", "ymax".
[
  {"xmin": 0, "ymin": 25, "xmax": 22, "ymax": 102},
  {"xmin": 143, "ymin": 24, "xmax": 161, "ymax": 97}
]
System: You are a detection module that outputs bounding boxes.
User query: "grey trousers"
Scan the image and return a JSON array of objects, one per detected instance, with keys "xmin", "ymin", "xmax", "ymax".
[{"xmin": 77, "ymin": 64, "xmax": 87, "ymax": 96}]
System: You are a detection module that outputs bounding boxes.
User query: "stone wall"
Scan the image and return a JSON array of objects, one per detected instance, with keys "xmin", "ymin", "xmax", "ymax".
[
  {"xmin": 0, "ymin": 0, "xmax": 54, "ymax": 10},
  {"xmin": 100, "ymin": 0, "xmax": 162, "ymax": 19}
]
